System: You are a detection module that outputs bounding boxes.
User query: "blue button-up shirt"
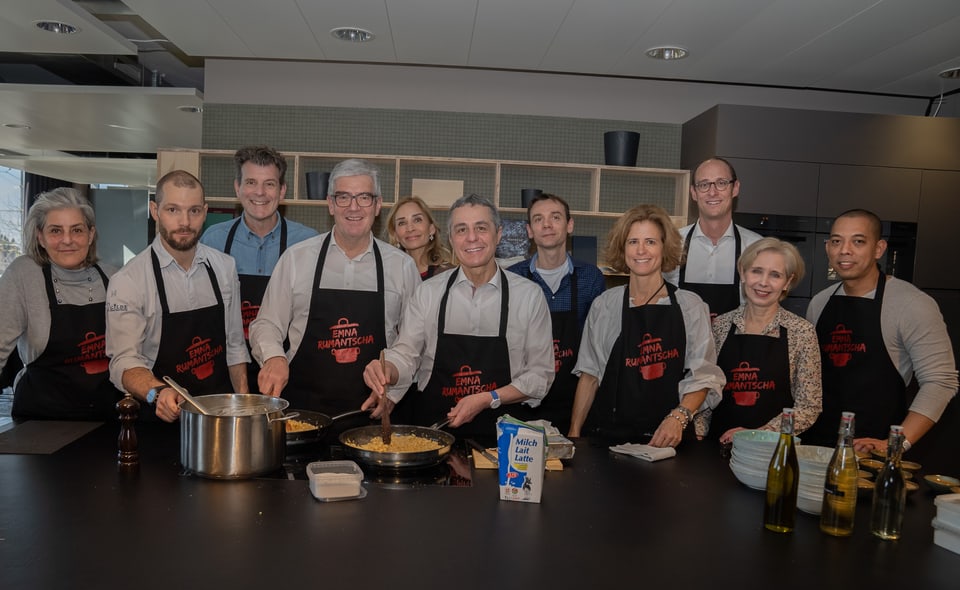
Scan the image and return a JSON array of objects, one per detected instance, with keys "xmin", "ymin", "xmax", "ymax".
[
  {"xmin": 200, "ymin": 213, "xmax": 318, "ymax": 276},
  {"xmin": 507, "ymin": 254, "xmax": 606, "ymax": 330}
]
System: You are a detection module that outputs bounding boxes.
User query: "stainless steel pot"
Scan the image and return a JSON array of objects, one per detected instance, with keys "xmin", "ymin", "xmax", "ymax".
[{"xmin": 180, "ymin": 394, "xmax": 291, "ymax": 479}]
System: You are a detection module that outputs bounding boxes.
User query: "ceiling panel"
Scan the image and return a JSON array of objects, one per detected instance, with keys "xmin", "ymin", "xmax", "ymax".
[
  {"xmin": 389, "ymin": 0, "xmax": 476, "ymax": 66},
  {"xmin": 301, "ymin": 1, "xmax": 397, "ymax": 62},
  {"xmin": 207, "ymin": 0, "xmax": 324, "ymax": 60},
  {"xmin": 123, "ymin": 0, "xmax": 254, "ymax": 57},
  {"xmin": 469, "ymin": 0, "xmax": 572, "ymax": 70},
  {"xmin": 0, "ymin": 0, "xmax": 136, "ymax": 54}
]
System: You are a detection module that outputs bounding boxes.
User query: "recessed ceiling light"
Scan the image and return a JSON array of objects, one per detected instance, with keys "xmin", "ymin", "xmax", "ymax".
[
  {"xmin": 35, "ymin": 21, "xmax": 79, "ymax": 34},
  {"xmin": 646, "ymin": 46, "xmax": 688, "ymax": 60},
  {"xmin": 177, "ymin": 105, "xmax": 203, "ymax": 113},
  {"xmin": 3, "ymin": 123, "xmax": 31, "ymax": 130},
  {"xmin": 331, "ymin": 27, "xmax": 374, "ymax": 43},
  {"xmin": 939, "ymin": 67, "xmax": 960, "ymax": 79}
]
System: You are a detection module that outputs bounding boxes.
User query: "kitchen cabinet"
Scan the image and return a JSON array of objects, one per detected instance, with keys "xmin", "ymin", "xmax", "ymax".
[
  {"xmin": 915, "ymin": 170, "xmax": 960, "ymax": 290},
  {"xmin": 817, "ymin": 164, "xmax": 921, "ymax": 222},
  {"xmin": 157, "ymin": 149, "xmax": 690, "ymax": 227},
  {"xmin": 725, "ymin": 157, "xmax": 820, "ymax": 217}
]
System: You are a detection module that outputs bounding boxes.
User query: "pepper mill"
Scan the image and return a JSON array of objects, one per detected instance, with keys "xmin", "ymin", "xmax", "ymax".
[{"xmin": 117, "ymin": 393, "xmax": 140, "ymax": 469}]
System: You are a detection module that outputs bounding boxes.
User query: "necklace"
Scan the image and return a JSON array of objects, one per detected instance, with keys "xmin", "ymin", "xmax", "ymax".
[{"xmin": 629, "ymin": 279, "xmax": 665, "ymax": 306}]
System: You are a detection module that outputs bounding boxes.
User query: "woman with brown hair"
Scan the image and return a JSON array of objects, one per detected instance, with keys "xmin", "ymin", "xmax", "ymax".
[
  {"xmin": 569, "ymin": 204, "xmax": 724, "ymax": 447},
  {"xmin": 385, "ymin": 196, "xmax": 453, "ymax": 279}
]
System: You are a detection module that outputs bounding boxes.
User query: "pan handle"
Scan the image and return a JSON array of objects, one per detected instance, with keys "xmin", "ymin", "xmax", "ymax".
[
  {"xmin": 429, "ymin": 418, "xmax": 451, "ymax": 430},
  {"xmin": 330, "ymin": 408, "xmax": 368, "ymax": 422},
  {"xmin": 268, "ymin": 411, "xmax": 300, "ymax": 424}
]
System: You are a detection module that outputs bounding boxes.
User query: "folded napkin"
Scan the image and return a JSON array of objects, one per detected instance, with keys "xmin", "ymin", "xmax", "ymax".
[{"xmin": 609, "ymin": 443, "xmax": 677, "ymax": 462}]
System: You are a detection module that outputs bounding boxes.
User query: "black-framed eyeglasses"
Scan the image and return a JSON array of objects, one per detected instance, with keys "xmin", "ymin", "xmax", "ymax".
[
  {"xmin": 332, "ymin": 191, "xmax": 378, "ymax": 207},
  {"xmin": 693, "ymin": 178, "xmax": 735, "ymax": 193}
]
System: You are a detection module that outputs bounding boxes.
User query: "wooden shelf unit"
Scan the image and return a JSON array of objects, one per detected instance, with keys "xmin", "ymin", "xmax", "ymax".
[{"xmin": 157, "ymin": 149, "xmax": 690, "ymax": 226}]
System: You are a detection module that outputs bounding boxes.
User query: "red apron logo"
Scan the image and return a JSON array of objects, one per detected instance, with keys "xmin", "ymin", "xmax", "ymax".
[
  {"xmin": 68, "ymin": 331, "xmax": 108, "ymax": 374},
  {"xmin": 625, "ymin": 333, "xmax": 680, "ymax": 380},
  {"xmin": 322, "ymin": 318, "xmax": 373, "ymax": 364},
  {"xmin": 175, "ymin": 336, "xmax": 224, "ymax": 381},
  {"xmin": 241, "ymin": 300, "xmax": 259, "ymax": 338},
  {"xmin": 728, "ymin": 361, "xmax": 760, "ymax": 406},
  {"xmin": 441, "ymin": 365, "xmax": 498, "ymax": 400},
  {"xmin": 823, "ymin": 323, "xmax": 866, "ymax": 367},
  {"xmin": 553, "ymin": 339, "xmax": 574, "ymax": 373}
]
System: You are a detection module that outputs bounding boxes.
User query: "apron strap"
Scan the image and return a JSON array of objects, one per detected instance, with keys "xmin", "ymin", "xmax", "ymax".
[
  {"xmin": 151, "ymin": 249, "xmax": 223, "ymax": 314},
  {"xmin": 679, "ymin": 224, "xmax": 742, "ymax": 286},
  {"xmin": 438, "ymin": 267, "xmax": 509, "ymax": 337},
  {"xmin": 225, "ymin": 214, "xmax": 289, "ymax": 257}
]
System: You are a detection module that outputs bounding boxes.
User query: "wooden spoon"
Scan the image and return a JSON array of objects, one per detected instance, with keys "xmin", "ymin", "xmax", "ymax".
[{"xmin": 379, "ymin": 350, "xmax": 391, "ymax": 445}]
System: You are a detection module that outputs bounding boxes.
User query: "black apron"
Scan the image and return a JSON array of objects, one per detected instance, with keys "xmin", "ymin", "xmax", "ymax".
[
  {"xmin": 224, "ymin": 215, "xmax": 288, "ymax": 394},
  {"xmin": 710, "ymin": 323, "xmax": 792, "ymax": 439},
  {"xmin": 512, "ymin": 267, "xmax": 580, "ymax": 432},
  {"xmin": 150, "ymin": 250, "xmax": 233, "ymax": 397},
  {"xmin": 13, "ymin": 264, "xmax": 122, "ymax": 420},
  {"xmin": 589, "ymin": 283, "xmax": 688, "ymax": 443},
  {"xmin": 805, "ymin": 267, "xmax": 905, "ymax": 445},
  {"xmin": 415, "ymin": 269, "xmax": 512, "ymax": 441},
  {"xmin": 284, "ymin": 234, "xmax": 386, "ymax": 419},
  {"xmin": 679, "ymin": 224, "xmax": 742, "ymax": 320}
]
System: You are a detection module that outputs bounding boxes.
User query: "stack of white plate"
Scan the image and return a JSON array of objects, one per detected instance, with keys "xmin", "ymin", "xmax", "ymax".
[
  {"xmin": 796, "ymin": 445, "xmax": 834, "ymax": 515},
  {"xmin": 729, "ymin": 430, "xmax": 782, "ymax": 491}
]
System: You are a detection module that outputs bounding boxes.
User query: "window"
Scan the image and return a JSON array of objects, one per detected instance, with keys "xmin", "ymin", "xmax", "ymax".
[{"xmin": 0, "ymin": 166, "xmax": 24, "ymax": 276}]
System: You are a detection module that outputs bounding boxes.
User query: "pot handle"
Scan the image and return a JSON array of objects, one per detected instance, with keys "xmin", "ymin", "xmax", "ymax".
[{"xmin": 268, "ymin": 411, "xmax": 300, "ymax": 424}]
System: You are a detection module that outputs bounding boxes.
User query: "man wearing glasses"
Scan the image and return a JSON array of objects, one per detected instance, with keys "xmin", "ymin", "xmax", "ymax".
[
  {"xmin": 665, "ymin": 157, "xmax": 761, "ymax": 319},
  {"xmin": 249, "ymin": 159, "xmax": 420, "ymax": 423}
]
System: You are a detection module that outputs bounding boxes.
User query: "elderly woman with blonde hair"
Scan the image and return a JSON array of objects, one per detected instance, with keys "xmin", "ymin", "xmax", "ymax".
[
  {"xmin": 695, "ymin": 237, "xmax": 822, "ymax": 443},
  {"xmin": 0, "ymin": 187, "xmax": 122, "ymax": 419},
  {"xmin": 569, "ymin": 204, "xmax": 725, "ymax": 447}
]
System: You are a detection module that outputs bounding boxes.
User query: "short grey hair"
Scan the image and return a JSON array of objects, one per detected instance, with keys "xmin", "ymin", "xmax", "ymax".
[
  {"xmin": 447, "ymin": 193, "xmax": 501, "ymax": 237},
  {"xmin": 24, "ymin": 187, "xmax": 98, "ymax": 266},
  {"xmin": 328, "ymin": 158, "xmax": 382, "ymax": 197}
]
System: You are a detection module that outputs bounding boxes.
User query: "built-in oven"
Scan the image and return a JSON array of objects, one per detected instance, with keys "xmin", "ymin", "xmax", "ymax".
[{"xmin": 734, "ymin": 213, "xmax": 917, "ymax": 317}]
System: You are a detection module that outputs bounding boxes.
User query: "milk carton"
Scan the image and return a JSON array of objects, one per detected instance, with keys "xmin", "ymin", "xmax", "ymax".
[{"xmin": 497, "ymin": 415, "xmax": 546, "ymax": 503}]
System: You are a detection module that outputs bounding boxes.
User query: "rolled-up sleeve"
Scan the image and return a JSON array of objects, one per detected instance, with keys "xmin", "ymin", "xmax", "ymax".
[
  {"xmin": 507, "ymin": 277, "xmax": 554, "ymax": 403},
  {"xmin": 105, "ymin": 270, "xmax": 152, "ymax": 392}
]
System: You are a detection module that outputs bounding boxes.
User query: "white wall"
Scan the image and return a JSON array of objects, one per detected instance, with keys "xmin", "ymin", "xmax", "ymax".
[{"xmin": 205, "ymin": 60, "xmax": 931, "ymax": 124}]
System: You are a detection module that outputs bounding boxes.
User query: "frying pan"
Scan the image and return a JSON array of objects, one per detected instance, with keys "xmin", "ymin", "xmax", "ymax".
[
  {"xmin": 339, "ymin": 423, "xmax": 455, "ymax": 469},
  {"xmin": 285, "ymin": 409, "xmax": 366, "ymax": 447}
]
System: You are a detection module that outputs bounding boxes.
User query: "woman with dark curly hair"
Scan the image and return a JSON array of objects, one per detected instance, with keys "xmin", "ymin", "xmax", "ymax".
[
  {"xmin": 569, "ymin": 204, "xmax": 724, "ymax": 447},
  {"xmin": 385, "ymin": 196, "xmax": 453, "ymax": 279},
  {"xmin": 0, "ymin": 188, "xmax": 122, "ymax": 419}
]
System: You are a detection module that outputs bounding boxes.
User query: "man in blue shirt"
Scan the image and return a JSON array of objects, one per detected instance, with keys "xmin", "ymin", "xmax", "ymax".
[
  {"xmin": 508, "ymin": 193, "xmax": 605, "ymax": 431},
  {"xmin": 200, "ymin": 146, "xmax": 317, "ymax": 391}
]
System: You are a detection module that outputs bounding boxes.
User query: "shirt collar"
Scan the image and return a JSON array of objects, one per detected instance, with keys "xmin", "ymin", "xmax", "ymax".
[
  {"xmin": 329, "ymin": 230, "xmax": 375, "ymax": 259},
  {"xmin": 241, "ymin": 212, "xmax": 281, "ymax": 240},
  {"xmin": 454, "ymin": 264, "xmax": 502, "ymax": 289},
  {"xmin": 151, "ymin": 236, "xmax": 206, "ymax": 269},
  {"xmin": 692, "ymin": 220, "xmax": 735, "ymax": 240},
  {"xmin": 528, "ymin": 253, "xmax": 573, "ymax": 275}
]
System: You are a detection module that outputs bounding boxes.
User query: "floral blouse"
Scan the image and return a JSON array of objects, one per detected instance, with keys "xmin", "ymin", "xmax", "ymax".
[{"xmin": 695, "ymin": 305, "xmax": 822, "ymax": 438}]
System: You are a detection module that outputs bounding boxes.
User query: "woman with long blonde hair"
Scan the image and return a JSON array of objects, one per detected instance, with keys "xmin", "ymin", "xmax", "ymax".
[{"xmin": 385, "ymin": 196, "xmax": 453, "ymax": 279}]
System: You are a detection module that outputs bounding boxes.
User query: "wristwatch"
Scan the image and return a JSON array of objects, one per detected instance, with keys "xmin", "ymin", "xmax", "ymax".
[
  {"xmin": 146, "ymin": 386, "xmax": 167, "ymax": 405},
  {"xmin": 488, "ymin": 390, "xmax": 501, "ymax": 409}
]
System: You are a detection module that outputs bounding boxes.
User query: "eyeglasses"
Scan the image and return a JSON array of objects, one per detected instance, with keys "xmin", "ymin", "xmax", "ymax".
[
  {"xmin": 332, "ymin": 191, "xmax": 378, "ymax": 207},
  {"xmin": 693, "ymin": 178, "xmax": 735, "ymax": 193}
]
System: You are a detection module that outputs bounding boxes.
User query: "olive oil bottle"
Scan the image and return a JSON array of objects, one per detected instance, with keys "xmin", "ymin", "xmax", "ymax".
[
  {"xmin": 820, "ymin": 412, "xmax": 858, "ymax": 536},
  {"xmin": 871, "ymin": 425, "xmax": 907, "ymax": 540},
  {"xmin": 764, "ymin": 408, "xmax": 799, "ymax": 533}
]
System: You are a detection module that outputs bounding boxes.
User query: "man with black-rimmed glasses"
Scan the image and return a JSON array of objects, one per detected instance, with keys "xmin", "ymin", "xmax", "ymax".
[
  {"xmin": 664, "ymin": 157, "xmax": 762, "ymax": 319},
  {"xmin": 249, "ymin": 159, "xmax": 420, "ymax": 427}
]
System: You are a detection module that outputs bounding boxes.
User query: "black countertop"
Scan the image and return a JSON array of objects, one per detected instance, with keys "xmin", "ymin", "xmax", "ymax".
[{"xmin": 1, "ymin": 422, "xmax": 957, "ymax": 589}]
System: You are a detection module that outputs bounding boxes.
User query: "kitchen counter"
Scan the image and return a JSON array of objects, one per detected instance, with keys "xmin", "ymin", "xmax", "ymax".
[{"xmin": 1, "ymin": 421, "xmax": 956, "ymax": 588}]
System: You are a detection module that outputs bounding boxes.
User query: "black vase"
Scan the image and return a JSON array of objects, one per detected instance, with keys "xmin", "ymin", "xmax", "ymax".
[
  {"xmin": 521, "ymin": 188, "xmax": 542, "ymax": 208},
  {"xmin": 306, "ymin": 172, "xmax": 330, "ymax": 200},
  {"xmin": 603, "ymin": 131, "xmax": 640, "ymax": 167}
]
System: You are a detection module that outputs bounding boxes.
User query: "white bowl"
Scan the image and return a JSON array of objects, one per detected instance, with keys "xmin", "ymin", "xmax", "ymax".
[{"xmin": 797, "ymin": 493, "xmax": 823, "ymax": 515}]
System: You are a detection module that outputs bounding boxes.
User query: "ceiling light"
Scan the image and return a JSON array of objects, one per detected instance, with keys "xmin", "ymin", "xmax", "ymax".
[
  {"xmin": 3, "ymin": 123, "xmax": 31, "ymax": 130},
  {"xmin": 331, "ymin": 27, "xmax": 374, "ymax": 43},
  {"xmin": 939, "ymin": 67, "xmax": 960, "ymax": 79},
  {"xmin": 177, "ymin": 105, "xmax": 202, "ymax": 114},
  {"xmin": 35, "ymin": 21, "xmax": 79, "ymax": 34},
  {"xmin": 646, "ymin": 46, "xmax": 688, "ymax": 60}
]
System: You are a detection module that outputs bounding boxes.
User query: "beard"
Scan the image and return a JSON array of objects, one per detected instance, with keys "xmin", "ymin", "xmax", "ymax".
[{"xmin": 158, "ymin": 224, "xmax": 200, "ymax": 252}]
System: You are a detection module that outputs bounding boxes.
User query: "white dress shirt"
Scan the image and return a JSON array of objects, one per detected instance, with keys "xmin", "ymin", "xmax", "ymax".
[
  {"xmin": 385, "ymin": 267, "xmax": 555, "ymax": 404},
  {"xmin": 105, "ymin": 237, "xmax": 249, "ymax": 392},
  {"xmin": 664, "ymin": 222, "xmax": 763, "ymax": 289}
]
